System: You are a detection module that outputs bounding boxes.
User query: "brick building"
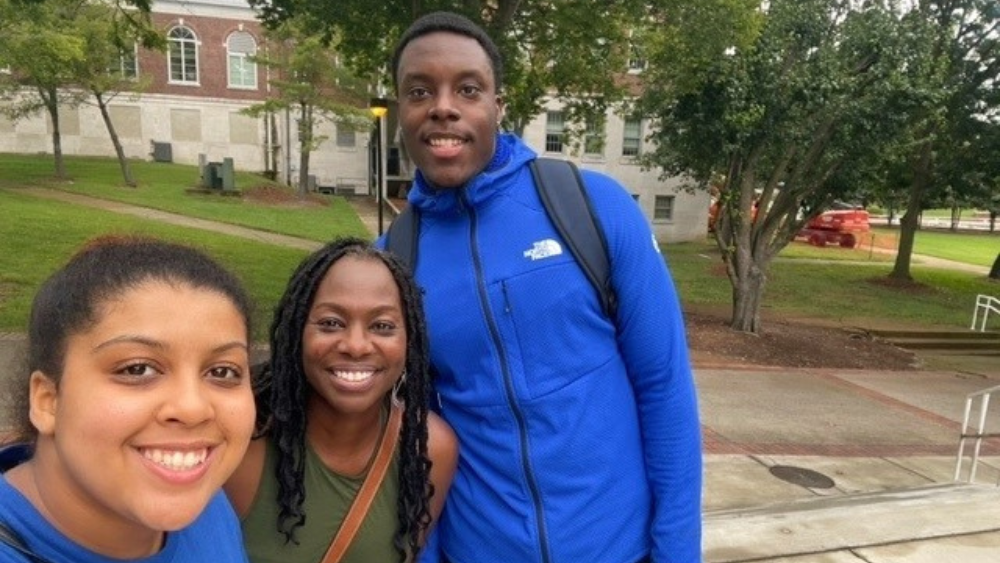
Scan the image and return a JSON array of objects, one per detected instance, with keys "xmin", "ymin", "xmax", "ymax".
[{"xmin": 0, "ymin": 0, "xmax": 709, "ymax": 242}]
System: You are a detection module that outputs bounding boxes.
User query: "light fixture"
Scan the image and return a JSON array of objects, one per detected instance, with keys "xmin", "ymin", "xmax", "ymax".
[
  {"xmin": 369, "ymin": 97, "xmax": 389, "ymax": 118},
  {"xmin": 369, "ymin": 98, "xmax": 389, "ymax": 235}
]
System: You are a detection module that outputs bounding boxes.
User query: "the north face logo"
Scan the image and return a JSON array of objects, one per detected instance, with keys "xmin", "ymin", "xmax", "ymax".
[{"xmin": 523, "ymin": 239, "xmax": 563, "ymax": 261}]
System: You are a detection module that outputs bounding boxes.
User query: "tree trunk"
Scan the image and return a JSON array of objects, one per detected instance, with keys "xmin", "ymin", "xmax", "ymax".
[
  {"xmin": 726, "ymin": 244, "xmax": 768, "ymax": 333},
  {"xmin": 268, "ymin": 112, "xmax": 280, "ymax": 180},
  {"xmin": 297, "ymin": 103, "xmax": 311, "ymax": 198},
  {"xmin": 95, "ymin": 92, "xmax": 136, "ymax": 188},
  {"xmin": 990, "ymin": 211, "xmax": 996, "ymax": 233},
  {"xmin": 42, "ymin": 86, "xmax": 66, "ymax": 180},
  {"xmin": 889, "ymin": 141, "xmax": 932, "ymax": 281}
]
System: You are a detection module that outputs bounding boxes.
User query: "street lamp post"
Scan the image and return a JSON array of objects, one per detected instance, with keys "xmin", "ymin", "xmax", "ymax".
[{"xmin": 369, "ymin": 97, "xmax": 389, "ymax": 236}]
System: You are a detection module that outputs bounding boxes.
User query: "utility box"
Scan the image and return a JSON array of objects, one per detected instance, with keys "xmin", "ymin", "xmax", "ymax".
[
  {"xmin": 150, "ymin": 141, "xmax": 173, "ymax": 163},
  {"xmin": 200, "ymin": 158, "xmax": 236, "ymax": 191},
  {"xmin": 204, "ymin": 162, "xmax": 223, "ymax": 190},
  {"xmin": 220, "ymin": 157, "xmax": 236, "ymax": 191}
]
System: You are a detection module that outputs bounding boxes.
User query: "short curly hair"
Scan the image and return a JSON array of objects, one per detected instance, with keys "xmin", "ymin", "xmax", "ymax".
[{"xmin": 391, "ymin": 11, "xmax": 504, "ymax": 94}]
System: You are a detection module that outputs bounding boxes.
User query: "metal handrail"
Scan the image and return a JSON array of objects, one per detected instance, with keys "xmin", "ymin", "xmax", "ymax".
[
  {"xmin": 955, "ymin": 383, "xmax": 1000, "ymax": 484},
  {"xmin": 971, "ymin": 294, "xmax": 1000, "ymax": 332}
]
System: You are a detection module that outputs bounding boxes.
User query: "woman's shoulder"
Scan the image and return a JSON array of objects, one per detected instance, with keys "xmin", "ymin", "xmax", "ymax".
[{"xmin": 425, "ymin": 412, "xmax": 458, "ymax": 465}]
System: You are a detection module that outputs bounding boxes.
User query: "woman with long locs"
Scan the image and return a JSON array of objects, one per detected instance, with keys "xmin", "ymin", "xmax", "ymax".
[{"xmin": 226, "ymin": 237, "xmax": 457, "ymax": 563}]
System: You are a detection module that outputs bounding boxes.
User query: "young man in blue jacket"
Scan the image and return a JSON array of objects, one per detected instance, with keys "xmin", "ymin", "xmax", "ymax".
[{"xmin": 386, "ymin": 11, "xmax": 702, "ymax": 563}]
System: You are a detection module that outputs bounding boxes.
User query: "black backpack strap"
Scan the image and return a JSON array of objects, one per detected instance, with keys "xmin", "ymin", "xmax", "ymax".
[
  {"xmin": 385, "ymin": 205, "xmax": 421, "ymax": 273},
  {"xmin": 530, "ymin": 158, "xmax": 616, "ymax": 318},
  {"xmin": 0, "ymin": 443, "xmax": 32, "ymax": 473}
]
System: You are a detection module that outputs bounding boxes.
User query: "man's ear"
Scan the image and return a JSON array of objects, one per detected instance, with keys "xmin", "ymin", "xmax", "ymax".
[
  {"xmin": 29, "ymin": 371, "xmax": 58, "ymax": 436},
  {"xmin": 496, "ymin": 96, "xmax": 506, "ymax": 127}
]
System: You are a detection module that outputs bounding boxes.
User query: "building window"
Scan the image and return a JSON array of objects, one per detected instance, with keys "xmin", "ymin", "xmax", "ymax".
[
  {"xmin": 584, "ymin": 116, "xmax": 605, "ymax": 156},
  {"xmin": 227, "ymin": 31, "xmax": 257, "ymax": 89},
  {"xmin": 168, "ymin": 26, "xmax": 199, "ymax": 84},
  {"xmin": 628, "ymin": 45, "xmax": 646, "ymax": 72},
  {"xmin": 110, "ymin": 44, "xmax": 138, "ymax": 79},
  {"xmin": 336, "ymin": 125, "xmax": 356, "ymax": 147},
  {"xmin": 108, "ymin": 45, "xmax": 139, "ymax": 80},
  {"xmin": 626, "ymin": 28, "xmax": 647, "ymax": 73},
  {"xmin": 654, "ymin": 195, "xmax": 675, "ymax": 220},
  {"xmin": 545, "ymin": 111, "xmax": 564, "ymax": 153},
  {"xmin": 623, "ymin": 118, "xmax": 642, "ymax": 157}
]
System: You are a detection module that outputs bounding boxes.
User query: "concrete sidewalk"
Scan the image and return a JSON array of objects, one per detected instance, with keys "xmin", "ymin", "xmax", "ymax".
[{"xmin": 699, "ymin": 365, "xmax": 1000, "ymax": 562}]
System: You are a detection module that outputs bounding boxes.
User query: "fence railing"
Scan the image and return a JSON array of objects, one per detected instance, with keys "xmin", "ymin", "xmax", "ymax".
[
  {"xmin": 971, "ymin": 294, "xmax": 1000, "ymax": 332},
  {"xmin": 955, "ymin": 383, "xmax": 1000, "ymax": 484}
]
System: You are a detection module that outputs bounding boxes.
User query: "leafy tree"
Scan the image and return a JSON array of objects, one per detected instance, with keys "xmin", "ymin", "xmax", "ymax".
[
  {"xmin": 245, "ymin": 20, "xmax": 370, "ymax": 197},
  {"xmin": 955, "ymin": 116, "xmax": 1000, "ymax": 232},
  {"xmin": 0, "ymin": 0, "xmax": 160, "ymax": 183},
  {"xmin": 640, "ymin": 0, "xmax": 919, "ymax": 333},
  {"xmin": 887, "ymin": 0, "xmax": 1000, "ymax": 280},
  {"xmin": 244, "ymin": 0, "xmax": 664, "ymax": 135},
  {"xmin": 927, "ymin": 113, "xmax": 1000, "ymax": 231},
  {"xmin": 70, "ymin": 3, "xmax": 163, "ymax": 187},
  {"xmin": 0, "ymin": 0, "xmax": 89, "ymax": 179}
]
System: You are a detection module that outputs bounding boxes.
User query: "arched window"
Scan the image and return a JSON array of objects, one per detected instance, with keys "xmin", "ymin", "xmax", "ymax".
[
  {"xmin": 168, "ymin": 26, "xmax": 199, "ymax": 84},
  {"xmin": 227, "ymin": 31, "xmax": 257, "ymax": 89}
]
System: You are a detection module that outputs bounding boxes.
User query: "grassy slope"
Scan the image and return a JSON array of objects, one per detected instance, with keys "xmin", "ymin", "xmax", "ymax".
[
  {"xmin": 0, "ymin": 154, "xmax": 370, "ymax": 242},
  {"xmin": 0, "ymin": 189, "xmax": 308, "ymax": 336}
]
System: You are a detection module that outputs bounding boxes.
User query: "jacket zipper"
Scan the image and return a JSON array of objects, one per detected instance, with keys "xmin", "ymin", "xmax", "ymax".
[{"xmin": 462, "ymin": 193, "xmax": 552, "ymax": 563}]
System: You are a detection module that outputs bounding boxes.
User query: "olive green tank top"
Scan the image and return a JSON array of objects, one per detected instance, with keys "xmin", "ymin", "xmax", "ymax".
[{"xmin": 241, "ymin": 438, "xmax": 402, "ymax": 563}]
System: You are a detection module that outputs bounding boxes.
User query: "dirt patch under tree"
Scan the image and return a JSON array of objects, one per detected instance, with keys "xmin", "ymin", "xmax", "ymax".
[{"xmin": 685, "ymin": 309, "xmax": 918, "ymax": 370}]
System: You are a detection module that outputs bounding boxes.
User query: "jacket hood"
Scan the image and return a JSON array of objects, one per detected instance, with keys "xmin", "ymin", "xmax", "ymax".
[{"xmin": 407, "ymin": 133, "xmax": 537, "ymax": 215}]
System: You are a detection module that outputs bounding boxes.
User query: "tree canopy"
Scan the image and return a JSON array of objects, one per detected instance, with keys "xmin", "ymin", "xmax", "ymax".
[
  {"xmin": 886, "ymin": 0, "xmax": 1000, "ymax": 280},
  {"xmin": 243, "ymin": 0, "xmax": 753, "ymax": 134},
  {"xmin": 0, "ymin": 0, "xmax": 161, "ymax": 182},
  {"xmin": 640, "ymin": 0, "xmax": 924, "ymax": 332},
  {"xmin": 244, "ymin": 19, "xmax": 371, "ymax": 195}
]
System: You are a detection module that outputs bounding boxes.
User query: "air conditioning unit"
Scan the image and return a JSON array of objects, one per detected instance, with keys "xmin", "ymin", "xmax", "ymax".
[{"xmin": 150, "ymin": 141, "xmax": 173, "ymax": 163}]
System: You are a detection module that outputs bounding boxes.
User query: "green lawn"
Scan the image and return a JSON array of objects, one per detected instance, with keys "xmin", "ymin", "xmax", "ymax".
[
  {"xmin": 0, "ymin": 153, "xmax": 370, "ymax": 242},
  {"xmin": 0, "ymin": 189, "xmax": 309, "ymax": 337},
  {"xmin": 664, "ymin": 239, "xmax": 998, "ymax": 329},
  {"xmin": 869, "ymin": 227, "xmax": 1000, "ymax": 268},
  {"xmin": 778, "ymin": 239, "xmax": 894, "ymax": 262},
  {"xmin": 781, "ymin": 227, "xmax": 998, "ymax": 268}
]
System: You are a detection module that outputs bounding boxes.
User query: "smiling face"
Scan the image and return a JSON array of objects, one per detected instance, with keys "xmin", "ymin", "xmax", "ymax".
[
  {"xmin": 302, "ymin": 256, "xmax": 407, "ymax": 418},
  {"xmin": 25, "ymin": 281, "xmax": 254, "ymax": 555},
  {"xmin": 396, "ymin": 31, "xmax": 504, "ymax": 189}
]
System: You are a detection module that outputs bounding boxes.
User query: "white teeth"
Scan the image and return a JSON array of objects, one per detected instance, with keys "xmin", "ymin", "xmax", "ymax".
[
  {"xmin": 141, "ymin": 448, "xmax": 208, "ymax": 471},
  {"xmin": 334, "ymin": 370, "xmax": 375, "ymax": 382},
  {"xmin": 429, "ymin": 137, "xmax": 463, "ymax": 147}
]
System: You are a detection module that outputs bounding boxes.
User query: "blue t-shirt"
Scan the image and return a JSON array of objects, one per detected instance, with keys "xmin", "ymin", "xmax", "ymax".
[{"xmin": 0, "ymin": 475, "xmax": 248, "ymax": 563}]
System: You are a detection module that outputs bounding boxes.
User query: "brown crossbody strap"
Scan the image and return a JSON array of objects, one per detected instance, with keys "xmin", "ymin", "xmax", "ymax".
[{"xmin": 321, "ymin": 402, "xmax": 403, "ymax": 563}]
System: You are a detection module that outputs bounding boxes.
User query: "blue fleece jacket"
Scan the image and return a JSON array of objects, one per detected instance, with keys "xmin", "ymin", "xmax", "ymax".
[
  {"xmin": 396, "ymin": 134, "xmax": 701, "ymax": 563},
  {"xmin": 0, "ymin": 475, "xmax": 248, "ymax": 563}
]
